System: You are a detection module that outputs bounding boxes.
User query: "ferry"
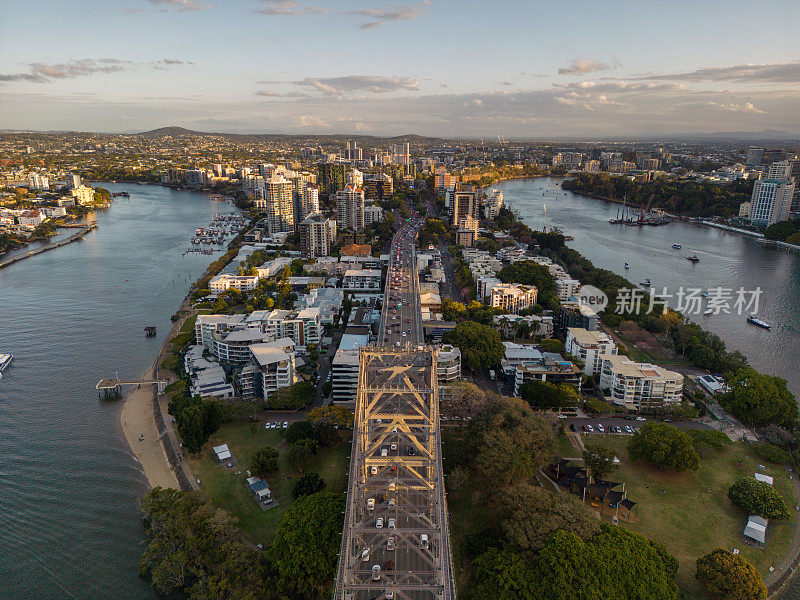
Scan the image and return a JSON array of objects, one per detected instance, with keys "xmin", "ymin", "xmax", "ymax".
[
  {"xmin": 640, "ymin": 278, "xmax": 651, "ymax": 287},
  {"xmin": 0, "ymin": 353, "xmax": 13, "ymax": 371},
  {"xmin": 687, "ymin": 255, "xmax": 700, "ymax": 263},
  {"xmin": 747, "ymin": 315, "xmax": 771, "ymax": 329},
  {"xmin": 672, "ymin": 243, "xmax": 682, "ymax": 249}
]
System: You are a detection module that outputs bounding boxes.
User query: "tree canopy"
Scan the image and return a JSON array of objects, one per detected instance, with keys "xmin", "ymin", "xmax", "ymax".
[
  {"xmin": 443, "ymin": 321, "xmax": 505, "ymax": 370},
  {"xmin": 696, "ymin": 548, "xmax": 767, "ymax": 600},
  {"xmin": 265, "ymin": 382, "xmax": 316, "ymax": 410},
  {"xmin": 250, "ymin": 446, "xmax": 279, "ymax": 478},
  {"xmin": 627, "ymin": 422, "xmax": 699, "ymax": 471},
  {"xmin": 287, "ymin": 438, "xmax": 318, "ymax": 473},
  {"xmin": 720, "ymin": 368, "xmax": 797, "ymax": 428},
  {"xmin": 583, "ymin": 443, "xmax": 617, "ymax": 481},
  {"xmin": 292, "ymin": 472, "xmax": 326, "ymax": 499},
  {"xmin": 442, "ymin": 380, "xmax": 488, "ymax": 422},
  {"xmin": 497, "ymin": 259, "xmax": 556, "ymax": 294},
  {"xmin": 728, "ymin": 476, "xmax": 790, "ymax": 520},
  {"xmin": 519, "ymin": 380, "xmax": 578, "ymax": 411}
]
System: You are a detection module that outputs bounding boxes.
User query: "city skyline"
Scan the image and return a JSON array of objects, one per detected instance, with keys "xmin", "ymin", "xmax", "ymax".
[{"xmin": 1, "ymin": 0, "xmax": 799, "ymax": 136}]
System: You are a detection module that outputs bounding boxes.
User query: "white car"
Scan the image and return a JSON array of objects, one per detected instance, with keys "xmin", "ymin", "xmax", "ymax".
[
  {"xmin": 636, "ymin": 416, "xmax": 647, "ymax": 421},
  {"xmin": 388, "ymin": 518, "xmax": 396, "ymax": 529},
  {"xmin": 371, "ymin": 466, "xmax": 378, "ymax": 475},
  {"xmin": 597, "ymin": 424, "xmax": 605, "ymax": 433},
  {"xmin": 420, "ymin": 534, "xmax": 429, "ymax": 549},
  {"xmin": 381, "ymin": 448, "xmax": 388, "ymax": 457},
  {"xmin": 371, "ymin": 564, "xmax": 381, "ymax": 580},
  {"xmin": 388, "ymin": 497, "xmax": 395, "ymax": 507},
  {"xmin": 376, "ymin": 517, "xmax": 384, "ymax": 529},
  {"xmin": 282, "ymin": 421, "xmax": 288, "ymax": 429},
  {"xmin": 390, "ymin": 443, "xmax": 397, "ymax": 451},
  {"xmin": 367, "ymin": 498, "xmax": 375, "ymax": 510},
  {"xmin": 624, "ymin": 425, "xmax": 633, "ymax": 433},
  {"xmin": 387, "ymin": 536, "xmax": 395, "ymax": 551},
  {"xmin": 361, "ymin": 547, "xmax": 370, "ymax": 562}
]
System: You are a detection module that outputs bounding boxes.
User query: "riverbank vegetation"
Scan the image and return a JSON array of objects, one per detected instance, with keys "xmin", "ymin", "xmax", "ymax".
[
  {"xmin": 765, "ymin": 219, "xmax": 800, "ymax": 244},
  {"xmin": 562, "ymin": 173, "xmax": 754, "ymax": 218}
]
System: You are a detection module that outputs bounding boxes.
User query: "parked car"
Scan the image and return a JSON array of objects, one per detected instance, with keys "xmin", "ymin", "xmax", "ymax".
[
  {"xmin": 371, "ymin": 565, "xmax": 381, "ymax": 580},
  {"xmin": 387, "ymin": 536, "xmax": 395, "ymax": 551},
  {"xmin": 376, "ymin": 518, "xmax": 384, "ymax": 529},
  {"xmin": 636, "ymin": 416, "xmax": 647, "ymax": 421},
  {"xmin": 420, "ymin": 534, "xmax": 429, "ymax": 549}
]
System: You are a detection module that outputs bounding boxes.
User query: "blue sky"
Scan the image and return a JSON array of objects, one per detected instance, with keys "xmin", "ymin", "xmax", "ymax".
[{"xmin": 1, "ymin": 0, "xmax": 799, "ymax": 136}]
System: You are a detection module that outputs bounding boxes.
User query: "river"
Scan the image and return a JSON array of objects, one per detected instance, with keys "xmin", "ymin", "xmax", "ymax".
[
  {"xmin": 0, "ymin": 183, "xmax": 240, "ymax": 599},
  {"xmin": 494, "ymin": 177, "xmax": 800, "ymax": 399}
]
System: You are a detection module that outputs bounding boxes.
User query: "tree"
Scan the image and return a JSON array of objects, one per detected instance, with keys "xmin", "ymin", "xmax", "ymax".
[
  {"xmin": 308, "ymin": 405, "xmax": 354, "ymax": 428},
  {"xmin": 539, "ymin": 338, "xmax": 565, "ymax": 354},
  {"xmin": 314, "ymin": 421, "xmax": 340, "ymax": 447},
  {"xmin": 267, "ymin": 492, "xmax": 344, "ymax": 600},
  {"xmin": 519, "ymin": 380, "xmax": 577, "ymax": 410},
  {"xmin": 284, "ymin": 420, "xmax": 316, "ymax": 444},
  {"xmin": 583, "ymin": 443, "xmax": 617, "ymax": 481},
  {"xmin": 500, "ymin": 484, "xmax": 600, "ymax": 551},
  {"xmin": 171, "ymin": 396, "xmax": 224, "ymax": 454},
  {"xmin": 627, "ymin": 422, "xmax": 700, "ymax": 471},
  {"xmin": 497, "ymin": 260, "xmax": 556, "ymax": 294},
  {"xmin": 728, "ymin": 476, "xmax": 790, "ymax": 520},
  {"xmin": 443, "ymin": 321, "xmax": 504, "ymax": 370},
  {"xmin": 250, "ymin": 446, "xmax": 279, "ymax": 478},
  {"xmin": 470, "ymin": 395, "xmax": 555, "ymax": 484},
  {"xmin": 720, "ymin": 368, "xmax": 797, "ymax": 428},
  {"xmin": 469, "ymin": 547, "xmax": 536, "ymax": 600},
  {"xmin": 442, "ymin": 380, "xmax": 488, "ymax": 422},
  {"xmin": 265, "ymin": 382, "xmax": 316, "ymax": 410},
  {"xmin": 292, "ymin": 472, "xmax": 326, "ymax": 499},
  {"xmin": 696, "ymin": 548, "xmax": 766, "ymax": 600},
  {"xmin": 287, "ymin": 438, "xmax": 318, "ymax": 473}
]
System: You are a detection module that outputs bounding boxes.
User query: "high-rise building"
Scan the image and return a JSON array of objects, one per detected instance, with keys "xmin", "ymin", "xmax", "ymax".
[
  {"xmin": 746, "ymin": 147, "xmax": 764, "ymax": 167},
  {"xmin": 299, "ymin": 185, "xmax": 320, "ymax": 221},
  {"xmin": 318, "ymin": 163, "xmax": 347, "ymax": 196},
  {"xmin": 299, "ymin": 213, "xmax": 337, "ymax": 258},
  {"xmin": 363, "ymin": 173, "xmax": 393, "ymax": 201},
  {"xmin": 344, "ymin": 141, "xmax": 363, "ymax": 161},
  {"xmin": 262, "ymin": 174, "xmax": 295, "ymax": 234},
  {"xmin": 347, "ymin": 168, "xmax": 364, "ymax": 188},
  {"xmin": 450, "ymin": 183, "xmax": 478, "ymax": 226},
  {"xmin": 762, "ymin": 149, "xmax": 785, "ymax": 166},
  {"xmin": 749, "ymin": 161, "xmax": 795, "ymax": 226},
  {"xmin": 71, "ymin": 174, "xmax": 82, "ymax": 189},
  {"xmin": 335, "ymin": 185, "xmax": 365, "ymax": 231}
]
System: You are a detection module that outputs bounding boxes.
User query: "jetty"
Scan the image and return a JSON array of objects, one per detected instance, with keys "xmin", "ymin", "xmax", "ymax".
[
  {"xmin": 0, "ymin": 223, "xmax": 98, "ymax": 270},
  {"xmin": 96, "ymin": 376, "xmax": 167, "ymax": 400}
]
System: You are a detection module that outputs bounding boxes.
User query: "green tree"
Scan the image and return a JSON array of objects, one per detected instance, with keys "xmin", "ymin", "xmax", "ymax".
[
  {"xmin": 519, "ymin": 380, "xmax": 577, "ymax": 410},
  {"xmin": 470, "ymin": 395, "xmax": 555, "ymax": 484},
  {"xmin": 728, "ymin": 476, "xmax": 790, "ymax": 520},
  {"xmin": 250, "ymin": 446, "xmax": 279, "ymax": 477},
  {"xmin": 627, "ymin": 422, "xmax": 699, "ymax": 471},
  {"xmin": 583, "ymin": 443, "xmax": 617, "ymax": 481},
  {"xmin": 292, "ymin": 472, "xmax": 326, "ymax": 499},
  {"xmin": 500, "ymin": 484, "xmax": 600, "ymax": 551},
  {"xmin": 288, "ymin": 438, "xmax": 318, "ymax": 473},
  {"xmin": 497, "ymin": 260, "xmax": 556, "ymax": 294},
  {"xmin": 265, "ymin": 382, "xmax": 316, "ymax": 410},
  {"xmin": 443, "ymin": 321, "xmax": 504, "ymax": 370},
  {"xmin": 442, "ymin": 380, "xmax": 488, "ymax": 422},
  {"xmin": 308, "ymin": 404, "xmax": 354, "ymax": 428},
  {"xmin": 539, "ymin": 338, "xmax": 565, "ymax": 354},
  {"xmin": 267, "ymin": 491, "xmax": 344, "ymax": 600},
  {"xmin": 720, "ymin": 368, "xmax": 797, "ymax": 428},
  {"xmin": 284, "ymin": 420, "xmax": 316, "ymax": 444},
  {"xmin": 696, "ymin": 548, "xmax": 766, "ymax": 600},
  {"xmin": 469, "ymin": 547, "xmax": 536, "ymax": 600}
]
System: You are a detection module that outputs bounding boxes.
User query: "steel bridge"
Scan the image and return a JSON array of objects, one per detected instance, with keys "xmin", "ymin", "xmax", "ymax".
[{"xmin": 334, "ymin": 221, "xmax": 456, "ymax": 600}]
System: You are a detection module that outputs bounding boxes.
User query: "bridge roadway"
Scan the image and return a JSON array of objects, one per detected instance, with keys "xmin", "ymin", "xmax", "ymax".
[{"xmin": 334, "ymin": 217, "xmax": 456, "ymax": 600}]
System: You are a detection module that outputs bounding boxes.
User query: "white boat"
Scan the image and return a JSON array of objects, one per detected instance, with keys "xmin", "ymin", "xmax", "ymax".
[
  {"xmin": 672, "ymin": 243, "xmax": 682, "ymax": 249},
  {"xmin": 747, "ymin": 315, "xmax": 771, "ymax": 329},
  {"xmin": 0, "ymin": 353, "xmax": 13, "ymax": 371},
  {"xmin": 704, "ymin": 309, "xmax": 713, "ymax": 315},
  {"xmin": 640, "ymin": 278, "xmax": 651, "ymax": 287}
]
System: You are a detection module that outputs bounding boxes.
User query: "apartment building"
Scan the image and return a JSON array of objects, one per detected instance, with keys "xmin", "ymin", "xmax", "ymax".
[
  {"xmin": 565, "ymin": 327, "xmax": 618, "ymax": 376},
  {"xmin": 342, "ymin": 269, "xmax": 382, "ymax": 292},
  {"xmin": 335, "ymin": 184, "xmax": 365, "ymax": 231},
  {"xmin": 556, "ymin": 278, "xmax": 581, "ymax": 301},
  {"xmin": 599, "ymin": 355, "xmax": 683, "ymax": 411},
  {"xmin": 489, "ymin": 283, "xmax": 538, "ymax": 314},
  {"xmin": 239, "ymin": 338, "xmax": 297, "ymax": 401},
  {"xmin": 299, "ymin": 212, "xmax": 337, "ymax": 259}
]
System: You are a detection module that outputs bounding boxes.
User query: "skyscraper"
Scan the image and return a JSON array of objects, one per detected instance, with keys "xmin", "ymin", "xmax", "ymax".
[
  {"xmin": 264, "ymin": 174, "xmax": 295, "ymax": 234},
  {"xmin": 344, "ymin": 141, "xmax": 362, "ymax": 161},
  {"xmin": 450, "ymin": 183, "xmax": 478, "ymax": 226},
  {"xmin": 318, "ymin": 163, "xmax": 347, "ymax": 196},
  {"xmin": 300, "ymin": 213, "xmax": 337, "ymax": 258},
  {"xmin": 749, "ymin": 161, "xmax": 795, "ymax": 226},
  {"xmin": 300, "ymin": 185, "xmax": 320, "ymax": 221},
  {"xmin": 746, "ymin": 147, "xmax": 764, "ymax": 168},
  {"xmin": 335, "ymin": 185, "xmax": 365, "ymax": 231}
]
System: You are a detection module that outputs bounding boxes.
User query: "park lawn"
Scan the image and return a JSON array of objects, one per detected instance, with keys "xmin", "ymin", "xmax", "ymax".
[
  {"xmin": 179, "ymin": 313, "xmax": 199, "ymax": 334},
  {"xmin": 189, "ymin": 420, "xmax": 351, "ymax": 546},
  {"xmin": 579, "ymin": 434, "xmax": 795, "ymax": 597}
]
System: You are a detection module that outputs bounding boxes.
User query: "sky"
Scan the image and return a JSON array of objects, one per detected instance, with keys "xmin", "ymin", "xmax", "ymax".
[{"xmin": 1, "ymin": 0, "xmax": 799, "ymax": 138}]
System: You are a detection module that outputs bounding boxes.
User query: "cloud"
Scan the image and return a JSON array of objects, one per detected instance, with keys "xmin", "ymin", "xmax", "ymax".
[
  {"xmin": 254, "ymin": 0, "xmax": 324, "ymax": 15},
  {"xmin": 345, "ymin": 1, "xmax": 429, "ymax": 29},
  {"xmin": 294, "ymin": 75, "xmax": 421, "ymax": 95},
  {"xmin": 255, "ymin": 90, "xmax": 281, "ymax": 97},
  {"xmin": 292, "ymin": 115, "xmax": 330, "ymax": 128},
  {"xmin": 558, "ymin": 57, "xmax": 615, "ymax": 76},
  {"xmin": 0, "ymin": 58, "xmax": 191, "ymax": 84},
  {"xmin": 148, "ymin": 0, "xmax": 211, "ymax": 10},
  {"xmin": 634, "ymin": 61, "xmax": 800, "ymax": 84}
]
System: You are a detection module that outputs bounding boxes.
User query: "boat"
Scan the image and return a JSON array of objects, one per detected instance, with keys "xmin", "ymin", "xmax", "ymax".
[
  {"xmin": 672, "ymin": 243, "xmax": 682, "ymax": 249},
  {"xmin": 704, "ymin": 309, "xmax": 714, "ymax": 315},
  {"xmin": 687, "ymin": 256, "xmax": 699, "ymax": 263},
  {"xmin": 0, "ymin": 353, "xmax": 13, "ymax": 371},
  {"xmin": 747, "ymin": 315, "xmax": 771, "ymax": 329},
  {"xmin": 624, "ymin": 262, "xmax": 630, "ymax": 270},
  {"xmin": 700, "ymin": 290, "xmax": 709, "ymax": 298},
  {"xmin": 640, "ymin": 278, "xmax": 651, "ymax": 287}
]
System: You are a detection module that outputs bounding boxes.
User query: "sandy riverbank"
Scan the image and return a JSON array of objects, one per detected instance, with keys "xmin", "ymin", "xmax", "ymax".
[{"xmin": 120, "ymin": 368, "xmax": 179, "ymax": 490}]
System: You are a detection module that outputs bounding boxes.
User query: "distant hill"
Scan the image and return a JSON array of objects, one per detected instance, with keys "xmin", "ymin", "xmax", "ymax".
[
  {"xmin": 137, "ymin": 126, "xmax": 203, "ymax": 137},
  {"xmin": 670, "ymin": 129, "xmax": 800, "ymax": 142},
  {"xmin": 130, "ymin": 126, "xmax": 447, "ymax": 144}
]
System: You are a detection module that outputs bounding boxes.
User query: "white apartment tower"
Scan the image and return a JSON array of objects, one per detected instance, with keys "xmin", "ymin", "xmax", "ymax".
[
  {"xmin": 335, "ymin": 185, "xmax": 365, "ymax": 231},
  {"xmin": 300, "ymin": 213, "xmax": 337, "ymax": 259},
  {"xmin": 300, "ymin": 185, "xmax": 320, "ymax": 221},
  {"xmin": 263, "ymin": 174, "xmax": 295, "ymax": 234},
  {"xmin": 749, "ymin": 161, "xmax": 795, "ymax": 226}
]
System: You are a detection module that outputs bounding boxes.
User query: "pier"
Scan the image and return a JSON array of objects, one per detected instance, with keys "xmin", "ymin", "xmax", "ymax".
[
  {"xmin": 96, "ymin": 377, "xmax": 167, "ymax": 400},
  {"xmin": 0, "ymin": 223, "xmax": 98, "ymax": 270}
]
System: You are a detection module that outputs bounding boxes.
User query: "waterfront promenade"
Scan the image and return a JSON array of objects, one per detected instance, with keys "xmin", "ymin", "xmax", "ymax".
[{"xmin": 0, "ymin": 223, "xmax": 97, "ymax": 270}]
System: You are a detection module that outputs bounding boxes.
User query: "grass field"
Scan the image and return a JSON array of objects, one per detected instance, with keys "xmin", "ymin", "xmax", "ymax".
[
  {"xmin": 188, "ymin": 421, "xmax": 351, "ymax": 545},
  {"xmin": 562, "ymin": 433, "xmax": 796, "ymax": 596}
]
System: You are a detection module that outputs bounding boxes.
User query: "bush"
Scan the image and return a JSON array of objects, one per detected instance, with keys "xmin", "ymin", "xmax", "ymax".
[
  {"xmin": 689, "ymin": 430, "xmax": 732, "ymax": 455},
  {"xmin": 728, "ymin": 476, "xmax": 790, "ymax": 520},
  {"xmin": 250, "ymin": 446, "xmax": 279, "ymax": 477},
  {"xmin": 696, "ymin": 548, "xmax": 766, "ymax": 600},
  {"xmin": 750, "ymin": 441, "xmax": 790, "ymax": 465}
]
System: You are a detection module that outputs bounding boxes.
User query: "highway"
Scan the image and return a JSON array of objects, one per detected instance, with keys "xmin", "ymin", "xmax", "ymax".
[{"xmin": 335, "ymin": 210, "xmax": 456, "ymax": 600}]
